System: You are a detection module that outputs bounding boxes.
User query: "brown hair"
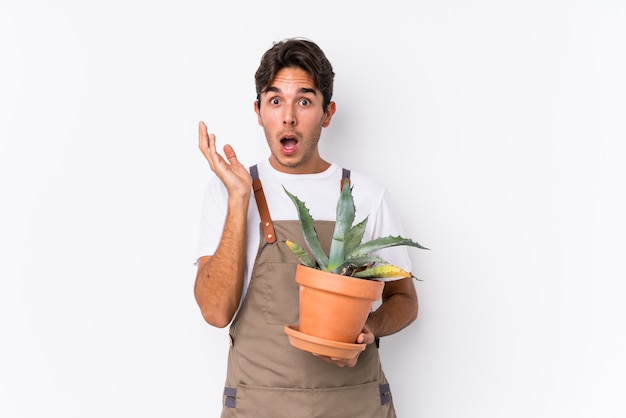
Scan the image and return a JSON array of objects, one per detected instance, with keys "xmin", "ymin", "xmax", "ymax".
[{"xmin": 255, "ymin": 38, "xmax": 335, "ymax": 112}]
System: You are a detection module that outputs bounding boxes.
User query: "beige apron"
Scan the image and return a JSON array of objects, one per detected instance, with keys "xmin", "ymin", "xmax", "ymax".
[{"xmin": 220, "ymin": 166, "xmax": 396, "ymax": 418}]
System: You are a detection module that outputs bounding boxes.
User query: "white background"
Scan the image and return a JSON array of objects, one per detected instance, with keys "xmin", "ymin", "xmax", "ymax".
[{"xmin": 1, "ymin": 1, "xmax": 625, "ymax": 417}]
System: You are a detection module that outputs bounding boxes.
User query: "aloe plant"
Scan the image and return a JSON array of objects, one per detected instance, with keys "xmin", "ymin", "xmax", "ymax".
[{"xmin": 283, "ymin": 181, "xmax": 428, "ymax": 281}]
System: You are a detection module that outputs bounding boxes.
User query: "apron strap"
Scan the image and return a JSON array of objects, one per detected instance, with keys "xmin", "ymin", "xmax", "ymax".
[
  {"xmin": 341, "ymin": 168, "xmax": 351, "ymax": 190},
  {"xmin": 223, "ymin": 387, "xmax": 237, "ymax": 408},
  {"xmin": 250, "ymin": 164, "xmax": 277, "ymax": 244},
  {"xmin": 250, "ymin": 164, "xmax": 351, "ymax": 244},
  {"xmin": 223, "ymin": 384, "xmax": 390, "ymax": 408},
  {"xmin": 379, "ymin": 383, "xmax": 392, "ymax": 405}
]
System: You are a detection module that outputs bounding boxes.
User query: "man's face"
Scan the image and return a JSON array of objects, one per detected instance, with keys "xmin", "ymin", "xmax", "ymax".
[{"xmin": 254, "ymin": 67, "xmax": 335, "ymax": 174}]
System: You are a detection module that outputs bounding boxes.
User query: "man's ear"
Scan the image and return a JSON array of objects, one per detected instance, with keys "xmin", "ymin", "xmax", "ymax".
[
  {"xmin": 322, "ymin": 101, "xmax": 336, "ymax": 128},
  {"xmin": 254, "ymin": 100, "xmax": 263, "ymax": 126}
]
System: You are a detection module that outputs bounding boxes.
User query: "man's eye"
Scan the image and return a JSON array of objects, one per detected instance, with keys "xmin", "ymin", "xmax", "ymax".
[
  {"xmin": 300, "ymin": 99, "xmax": 310, "ymax": 106},
  {"xmin": 271, "ymin": 98, "xmax": 280, "ymax": 105}
]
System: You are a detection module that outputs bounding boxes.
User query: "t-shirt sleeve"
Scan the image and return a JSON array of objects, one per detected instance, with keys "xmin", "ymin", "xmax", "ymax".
[
  {"xmin": 194, "ymin": 176, "xmax": 229, "ymax": 264},
  {"xmin": 369, "ymin": 189, "xmax": 414, "ymax": 273}
]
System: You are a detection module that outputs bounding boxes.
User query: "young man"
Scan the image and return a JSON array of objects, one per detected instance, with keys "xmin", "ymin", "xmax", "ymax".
[{"xmin": 194, "ymin": 38, "xmax": 418, "ymax": 417}]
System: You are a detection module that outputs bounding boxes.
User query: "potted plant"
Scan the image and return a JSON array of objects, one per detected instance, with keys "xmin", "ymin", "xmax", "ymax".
[{"xmin": 282, "ymin": 180, "xmax": 428, "ymax": 358}]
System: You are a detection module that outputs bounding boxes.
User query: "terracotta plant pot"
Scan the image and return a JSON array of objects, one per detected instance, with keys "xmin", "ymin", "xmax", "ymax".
[{"xmin": 295, "ymin": 264, "xmax": 384, "ymax": 344}]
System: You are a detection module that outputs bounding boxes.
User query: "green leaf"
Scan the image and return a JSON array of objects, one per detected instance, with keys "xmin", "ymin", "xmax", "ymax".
[
  {"xmin": 283, "ymin": 186, "xmax": 329, "ymax": 269},
  {"xmin": 348, "ymin": 236, "xmax": 429, "ymax": 259},
  {"xmin": 330, "ymin": 255, "xmax": 386, "ymax": 275},
  {"xmin": 328, "ymin": 181, "xmax": 355, "ymax": 270},
  {"xmin": 342, "ymin": 255, "xmax": 387, "ymax": 266},
  {"xmin": 285, "ymin": 240, "xmax": 316, "ymax": 268},
  {"xmin": 352, "ymin": 264, "xmax": 411, "ymax": 280},
  {"xmin": 344, "ymin": 216, "xmax": 368, "ymax": 256}
]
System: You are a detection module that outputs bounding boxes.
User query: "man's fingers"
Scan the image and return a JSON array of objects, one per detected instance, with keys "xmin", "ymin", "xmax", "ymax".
[
  {"xmin": 314, "ymin": 353, "xmax": 359, "ymax": 368},
  {"xmin": 223, "ymin": 144, "xmax": 238, "ymax": 162},
  {"xmin": 198, "ymin": 121, "xmax": 221, "ymax": 170},
  {"xmin": 198, "ymin": 122, "xmax": 217, "ymax": 152},
  {"xmin": 198, "ymin": 121, "xmax": 208, "ymax": 150}
]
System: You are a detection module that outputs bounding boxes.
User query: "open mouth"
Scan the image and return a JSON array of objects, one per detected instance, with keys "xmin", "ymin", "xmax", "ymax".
[{"xmin": 280, "ymin": 136, "xmax": 298, "ymax": 154}]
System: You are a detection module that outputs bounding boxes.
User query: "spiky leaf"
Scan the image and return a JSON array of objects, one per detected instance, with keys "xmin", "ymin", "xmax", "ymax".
[
  {"xmin": 283, "ymin": 186, "xmax": 329, "ymax": 269},
  {"xmin": 328, "ymin": 181, "xmax": 355, "ymax": 270},
  {"xmin": 344, "ymin": 216, "xmax": 368, "ymax": 256},
  {"xmin": 352, "ymin": 264, "xmax": 412, "ymax": 280},
  {"xmin": 285, "ymin": 240, "xmax": 316, "ymax": 268},
  {"xmin": 348, "ymin": 236, "xmax": 429, "ymax": 259},
  {"xmin": 330, "ymin": 255, "xmax": 387, "ymax": 275}
]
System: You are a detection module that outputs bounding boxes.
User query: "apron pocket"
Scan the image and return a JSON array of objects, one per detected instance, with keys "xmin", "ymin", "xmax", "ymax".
[
  {"xmin": 259, "ymin": 262, "xmax": 300, "ymax": 325},
  {"xmin": 312, "ymin": 381, "xmax": 390, "ymax": 418},
  {"xmin": 224, "ymin": 384, "xmax": 310, "ymax": 418},
  {"xmin": 224, "ymin": 382, "xmax": 389, "ymax": 418}
]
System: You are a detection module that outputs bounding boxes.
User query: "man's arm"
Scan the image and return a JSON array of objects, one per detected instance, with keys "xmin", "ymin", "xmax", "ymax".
[
  {"xmin": 194, "ymin": 122, "xmax": 252, "ymax": 328},
  {"xmin": 317, "ymin": 277, "xmax": 418, "ymax": 368},
  {"xmin": 365, "ymin": 277, "xmax": 418, "ymax": 338},
  {"xmin": 194, "ymin": 194, "xmax": 249, "ymax": 327}
]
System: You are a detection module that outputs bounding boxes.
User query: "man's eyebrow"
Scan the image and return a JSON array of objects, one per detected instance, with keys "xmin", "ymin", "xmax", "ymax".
[{"xmin": 264, "ymin": 86, "xmax": 318, "ymax": 95}]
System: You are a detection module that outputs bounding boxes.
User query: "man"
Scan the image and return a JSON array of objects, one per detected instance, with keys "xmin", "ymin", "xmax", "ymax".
[{"xmin": 194, "ymin": 38, "xmax": 418, "ymax": 417}]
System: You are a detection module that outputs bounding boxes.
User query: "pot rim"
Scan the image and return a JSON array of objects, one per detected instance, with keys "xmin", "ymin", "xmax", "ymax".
[{"xmin": 295, "ymin": 264, "xmax": 384, "ymax": 301}]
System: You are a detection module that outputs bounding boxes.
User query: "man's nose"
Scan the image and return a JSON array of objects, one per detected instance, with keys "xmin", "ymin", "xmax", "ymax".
[{"xmin": 283, "ymin": 107, "xmax": 296, "ymax": 126}]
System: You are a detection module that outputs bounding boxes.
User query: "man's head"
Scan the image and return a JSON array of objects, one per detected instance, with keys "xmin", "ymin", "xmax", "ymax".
[
  {"xmin": 253, "ymin": 38, "xmax": 336, "ymax": 174},
  {"xmin": 255, "ymin": 38, "xmax": 335, "ymax": 113}
]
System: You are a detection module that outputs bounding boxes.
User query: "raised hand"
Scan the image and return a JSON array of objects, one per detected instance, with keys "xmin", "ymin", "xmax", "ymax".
[{"xmin": 198, "ymin": 121, "xmax": 252, "ymax": 198}]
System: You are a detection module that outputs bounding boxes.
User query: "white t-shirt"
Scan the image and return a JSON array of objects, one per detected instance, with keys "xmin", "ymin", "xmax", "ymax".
[{"xmin": 195, "ymin": 158, "xmax": 412, "ymax": 301}]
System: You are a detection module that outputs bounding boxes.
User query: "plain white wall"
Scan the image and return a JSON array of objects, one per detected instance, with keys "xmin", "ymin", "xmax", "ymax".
[{"xmin": 1, "ymin": 1, "xmax": 625, "ymax": 417}]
